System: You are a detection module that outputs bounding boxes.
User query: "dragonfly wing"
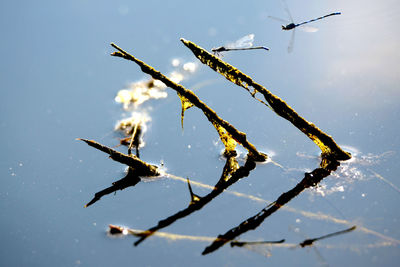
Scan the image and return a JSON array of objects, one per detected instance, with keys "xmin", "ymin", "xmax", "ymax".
[
  {"xmin": 288, "ymin": 29, "xmax": 295, "ymax": 53},
  {"xmin": 268, "ymin": 15, "xmax": 289, "ymax": 24},
  {"xmin": 281, "ymin": 0, "xmax": 294, "ymax": 22},
  {"xmin": 232, "ymin": 34, "xmax": 254, "ymax": 49},
  {"xmin": 299, "ymin": 25, "xmax": 319, "ymax": 33},
  {"xmin": 312, "ymin": 247, "xmax": 329, "ymax": 267}
]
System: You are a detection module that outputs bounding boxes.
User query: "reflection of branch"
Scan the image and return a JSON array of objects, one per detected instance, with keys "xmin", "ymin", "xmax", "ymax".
[
  {"xmin": 180, "ymin": 38, "xmax": 351, "ymax": 161},
  {"xmin": 108, "ymin": 224, "xmax": 396, "ymax": 251},
  {"xmin": 165, "ymin": 172, "xmax": 400, "ymax": 246},
  {"xmin": 134, "ymin": 154, "xmax": 257, "ymax": 246},
  {"xmin": 229, "ymin": 225, "xmax": 356, "ymax": 260},
  {"xmin": 79, "ymin": 139, "xmax": 159, "ymax": 207},
  {"xmin": 85, "ymin": 167, "xmax": 140, "ymax": 207},
  {"xmin": 110, "ymin": 43, "xmax": 267, "ymax": 161},
  {"xmin": 202, "ymin": 158, "xmax": 340, "ymax": 255}
]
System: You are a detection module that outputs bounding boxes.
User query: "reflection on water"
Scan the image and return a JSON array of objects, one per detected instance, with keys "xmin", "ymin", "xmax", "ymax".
[
  {"xmin": 133, "ymin": 153, "xmax": 256, "ymax": 246},
  {"xmin": 85, "ymin": 166, "xmax": 140, "ymax": 208},
  {"xmin": 115, "ymin": 58, "xmax": 197, "ymax": 110},
  {"xmin": 298, "ymin": 225, "xmax": 356, "ymax": 248},
  {"xmin": 114, "ymin": 112, "xmax": 150, "ymax": 156},
  {"xmin": 80, "ymin": 137, "xmax": 399, "ymax": 259},
  {"xmin": 201, "ymin": 156, "xmax": 341, "ymax": 255},
  {"xmin": 310, "ymin": 149, "xmax": 398, "ymax": 196}
]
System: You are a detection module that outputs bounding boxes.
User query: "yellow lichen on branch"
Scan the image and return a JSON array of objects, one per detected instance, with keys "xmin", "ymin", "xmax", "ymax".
[
  {"xmin": 110, "ymin": 43, "xmax": 267, "ymax": 161},
  {"xmin": 177, "ymin": 92, "xmax": 194, "ymax": 129},
  {"xmin": 180, "ymin": 38, "xmax": 351, "ymax": 161},
  {"xmin": 206, "ymin": 114, "xmax": 237, "ymax": 157}
]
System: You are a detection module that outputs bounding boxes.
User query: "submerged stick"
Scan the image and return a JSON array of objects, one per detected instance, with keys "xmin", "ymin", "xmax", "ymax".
[
  {"xmin": 110, "ymin": 43, "xmax": 267, "ymax": 162},
  {"xmin": 180, "ymin": 38, "xmax": 351, "ymax": 161},
  {"xmin": 78, "ymin": 138, "xmax": 159, "ymax": 177}
]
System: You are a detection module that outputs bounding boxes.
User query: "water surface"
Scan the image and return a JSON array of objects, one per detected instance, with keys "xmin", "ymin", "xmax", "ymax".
[{"xmin": 1, "ymin": 0, "xmax": 399, "ymax": 266}]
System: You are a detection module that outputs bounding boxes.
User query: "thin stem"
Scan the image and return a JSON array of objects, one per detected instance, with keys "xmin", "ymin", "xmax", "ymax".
[{"xmin": 128, "ymin": 123, "xmax": 139, "ymax": 156}]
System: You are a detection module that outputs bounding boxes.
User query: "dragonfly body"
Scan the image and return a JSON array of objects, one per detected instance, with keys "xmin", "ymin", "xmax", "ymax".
[
  {"xmin": 211, "ymin": 46, "xmax": 269, "ymax": 53},
  {"xmin": 211, "ymin": 34, "xmax": 269, "ymax": 56},
  {"xmin": 211, "ymin": 46, "xmax": 229, "ymax": 53},
  {"xmin": 282, "ymin": 23, "xmax": 296, "ymax": 30},
  {"xmin": 281, "ymin": 12, "xmax": 341, "ymax": 31},
  {"xmin": 270, "ymin": 7, "xmax": 341, "ymax": 52},
  {"xmin": 299, "ymin": 225, "xmax": 356, "ymax": 248}
]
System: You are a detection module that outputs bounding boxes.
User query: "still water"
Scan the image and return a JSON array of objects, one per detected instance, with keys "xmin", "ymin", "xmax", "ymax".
[{"xmin": 1, "ymin": 0, "xmax": 399, "ymax": 266}]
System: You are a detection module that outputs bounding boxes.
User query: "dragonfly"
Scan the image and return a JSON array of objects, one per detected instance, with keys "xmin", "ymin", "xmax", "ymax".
[
  {"xmin": 285, "ymin": 225, "xmax": 356, "ymax": 266},
  {"xmin": 299, "ymin": 225, "xmax": 356, "ymax": 248},
  {"xmin": 230, "ymin": 239, "xmax": 286, "ymax": 258},
  {"xmin": 230, "ymin": 239, "xmax": 285, "ymax": 247},
  {"xmin": 211, "ymin": 34, "xmax": 269, "ymax": 56},
  {"xmin": 269, "ymin": 0, "xmax": 341, "ymax": 52},
  {"xmin": 281, "ymin": 12, "xmax": 341, "ymax": 31}
]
